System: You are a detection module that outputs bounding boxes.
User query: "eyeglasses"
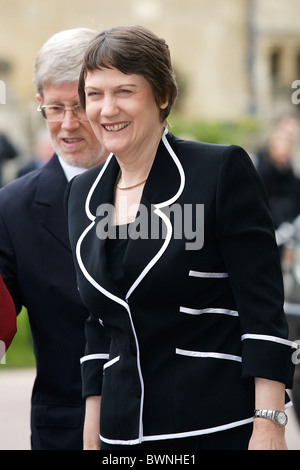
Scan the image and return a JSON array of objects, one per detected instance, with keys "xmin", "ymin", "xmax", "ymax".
[{"xmin": 37, "ymin": 104, "xmax": 89, "ymax": 122}]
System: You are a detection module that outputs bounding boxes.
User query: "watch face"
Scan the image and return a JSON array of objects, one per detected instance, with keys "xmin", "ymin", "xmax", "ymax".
[{"xmin": 277, "ymin": 412, "xmax": 287, "ymax": 426}]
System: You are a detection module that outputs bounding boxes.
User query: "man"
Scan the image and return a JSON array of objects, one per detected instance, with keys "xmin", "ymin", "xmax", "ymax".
[{"xmin": 0, "ymin": 28, "xmax": 108, "ymax": 450}]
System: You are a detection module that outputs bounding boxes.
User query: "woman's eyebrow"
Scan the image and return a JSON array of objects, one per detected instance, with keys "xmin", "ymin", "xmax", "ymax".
[{"xmin": 85, "ymin": 84, "xmax": 137, "ymax": 91}]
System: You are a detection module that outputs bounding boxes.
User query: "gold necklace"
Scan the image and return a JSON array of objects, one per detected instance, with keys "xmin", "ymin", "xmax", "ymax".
[{"xmin": 116, "ymin": 175, "xmax": 147, "ymax": 190}]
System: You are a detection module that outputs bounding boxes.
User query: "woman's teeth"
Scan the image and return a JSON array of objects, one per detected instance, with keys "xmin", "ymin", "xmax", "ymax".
[
  {"xmin": 104, "ymin": 122, "xmax": 130, "ymax": 132},
  {"xmin": 63, "ymin": 138, "xmax": 82, "ymax": 143}
]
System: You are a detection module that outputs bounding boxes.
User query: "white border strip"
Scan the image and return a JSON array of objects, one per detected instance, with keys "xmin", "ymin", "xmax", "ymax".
[
  {"xmin": 125, "ymin": 130, "xmax": 185, "ymax": 300},
  {"xmin": 126, "ymin": 211, "xmax": 173, "ymax": 299},
  {"xmin": 100, "ymin": 416, "xmax": 253, "ymax": 445},
  {"xmin": 180, "ymin": 307, "xmax": 238, "ymax": 316},
  {"xmin": 241, "ymin": 333, "xmax": 298, "ymax": 349},
  {"xmin": 176, "ymin": 348, "xmax": 242, "ymax": 363},
  {"xmin": 103, "ymin": 355, "xmax": 120, "ymax": 370},
  {"xmin": 189, "ymin": 270, "xmax": 229, "ymax": 278},
  {"xmin": 84, "ymin": 153, "xmax": 114, "ymax": 221},
  {"xmin": 80, "ymin": 353, "xmax": 109, "ymax": 364}
]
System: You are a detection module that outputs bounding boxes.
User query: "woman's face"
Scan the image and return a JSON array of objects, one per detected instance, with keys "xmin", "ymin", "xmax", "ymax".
[{"xmin": 84, "ymin": 67, "xmax": 167, "ymax": 160}]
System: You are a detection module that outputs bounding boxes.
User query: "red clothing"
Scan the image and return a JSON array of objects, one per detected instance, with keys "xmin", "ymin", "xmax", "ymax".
[{"xmin": 0, "ymin": 275, "xmax": 16, "ymax": 358}]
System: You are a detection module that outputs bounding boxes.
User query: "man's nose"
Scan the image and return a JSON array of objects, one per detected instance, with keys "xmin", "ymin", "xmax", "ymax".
[{"xmin": 61, "ymin": 109, "xmax": 81, "ymax": 130}]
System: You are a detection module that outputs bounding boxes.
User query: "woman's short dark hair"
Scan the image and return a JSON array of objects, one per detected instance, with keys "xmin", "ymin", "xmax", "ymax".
[{"xmin": 78, "ymin": 25, "xmax": 178, "ymax": 124}]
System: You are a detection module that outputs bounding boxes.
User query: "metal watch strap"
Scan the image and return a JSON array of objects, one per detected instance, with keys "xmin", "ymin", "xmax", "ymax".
[
  {"xmin": 254, "ymin": 409, "xmax": 287, "ymax": 426},
  {"xmin": 254, "ymin": 409, "xmax": 276, "ymax": 421}
]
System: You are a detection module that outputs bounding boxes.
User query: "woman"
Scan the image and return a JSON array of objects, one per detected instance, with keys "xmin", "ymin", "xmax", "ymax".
[{"xmin": 65, "ymin": 25, "xmax": 295, "ymax": 450}]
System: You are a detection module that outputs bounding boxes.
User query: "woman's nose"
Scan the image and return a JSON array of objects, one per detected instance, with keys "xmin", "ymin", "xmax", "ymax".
[{"xmin": 101, "ymin": 96, "xmax": 118, "ymax": 117}]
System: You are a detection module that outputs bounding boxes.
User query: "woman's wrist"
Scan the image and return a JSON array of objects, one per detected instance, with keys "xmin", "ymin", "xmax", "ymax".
[{"xmin": 253, "ymin": 415, "xmax": 286, "ymax": 431}]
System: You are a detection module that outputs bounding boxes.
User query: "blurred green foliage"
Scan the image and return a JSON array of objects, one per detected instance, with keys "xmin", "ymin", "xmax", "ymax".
[
  {"xmin": 4, "ymin": 307, "xmax": 35, "ymax": 368},
  {"xmin": 169, "ymin": 114, "xmax": 261, "ymax": 149}
]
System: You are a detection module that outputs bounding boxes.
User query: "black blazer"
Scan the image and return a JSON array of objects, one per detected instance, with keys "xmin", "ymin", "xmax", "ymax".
[
  {"xmin": 66, "ymin": 131, "xmax": 295, "ymax": 446},
  {"xmin": 0, "ymin": 155, "xmax": 88, "ymax": 449}
]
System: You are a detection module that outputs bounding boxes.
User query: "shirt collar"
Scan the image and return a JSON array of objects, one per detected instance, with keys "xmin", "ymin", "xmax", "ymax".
[{"xmin": 57, "ymin": 155, "xmax": 87, "ymax": 182}]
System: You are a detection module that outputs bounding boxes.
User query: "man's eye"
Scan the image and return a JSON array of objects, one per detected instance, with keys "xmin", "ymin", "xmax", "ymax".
[{"xmin": 50, "ymin": 106, "xmax": 63, "ymax": 112}]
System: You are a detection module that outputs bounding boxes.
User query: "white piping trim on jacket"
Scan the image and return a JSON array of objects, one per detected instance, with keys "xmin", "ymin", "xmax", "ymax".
[
  {"xmin": 80, "ymin": 353, "xmax": 109, "ymax": 364},
  {"xmin": 76, "ymin": 224, "xmax": 145, "ymax": 442},
  {"xmin": 176, "ymin": 348, "xmax": 242, "ymax": 363},
  {"xmin": 84, "ymin": 152, "xmax": 114, "ymax": 221},
  {"xmin": 189, "ymin": 270, "xmax": 229, "ymax": 278},
  {"xmin": 76, "ymin": 222, "xmax": 128, "ymax": 309},
  {"xmin": 125, "ymin": 210, "xmax": 173, "ymax": 300},
  {"xmin": 125, "ymin": 130, "xmax": 185, "ymax": 300},
  {"xmin": 77, "ymin": 130, "xmax": 185, "ymax": 444},
  {"xmin": 76, "ymin": 157, "xmax": 146, "ymax": 442},
  {"xmin": 241, "ymin": 333, "xmax": 298, "ymax": 349},
  {"xmin": 155, "ymin": 129, "xmax": 186, "ymax": 209},
  {"xmin": 100, "ymin": 416, "xmax": 253, "ymax": 445},
  {"xmin": 180, "ymin": 307, "xmax": 238, "ymax": 316},
  {"xmin": 103, "ymin": 355, "xmax": 120, "ymax": 370}
]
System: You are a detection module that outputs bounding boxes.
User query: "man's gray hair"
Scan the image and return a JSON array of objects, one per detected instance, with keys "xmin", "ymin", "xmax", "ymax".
[{"xmin": 34, "ymin": 28, "xmax": 98, "ymax": 96}]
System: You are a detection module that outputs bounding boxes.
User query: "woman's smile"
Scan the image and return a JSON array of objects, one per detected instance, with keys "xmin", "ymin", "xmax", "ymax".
[{"xmin": 102, "ymin": 121, "xmax": 131, "ymax": 132}]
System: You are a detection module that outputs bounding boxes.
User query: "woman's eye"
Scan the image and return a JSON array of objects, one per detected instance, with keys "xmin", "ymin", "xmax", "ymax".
[
  {"xmin": 86, "ymin": 91, "xmax": 102, "ymax": 98},
  {"xmin": 117, "ymin": 89, "xmax": 131, "ymax": 95}
]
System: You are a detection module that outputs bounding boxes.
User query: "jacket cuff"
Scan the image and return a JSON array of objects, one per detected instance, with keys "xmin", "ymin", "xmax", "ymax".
[
  {"xmin": 80, "ymin": 353, "xmax": 108, "ymax": 398},
  {"xmin": 241, "ymin": 335, "xmax": 296, "ymax": 389}
]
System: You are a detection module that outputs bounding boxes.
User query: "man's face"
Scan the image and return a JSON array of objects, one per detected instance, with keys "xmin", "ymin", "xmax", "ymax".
[{"xmin": 36, "ymin": 82, "xmax": 107, "ymax": 168}]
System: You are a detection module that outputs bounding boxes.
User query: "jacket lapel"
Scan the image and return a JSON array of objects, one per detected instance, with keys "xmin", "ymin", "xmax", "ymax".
[
  {"xmin": 33, "ymin": 154, "xmax": 71, "ymax": 250},
  {"xmin": 123, "ymin": 132, "xmax": 185, "ymax": 299},
  {"xmin": 76, "ymin": 154, "xmax": 127, "ymax": 305},
  {"xmin": 78, "ymin": 132, "xmax": 185, "ymax": 304}
]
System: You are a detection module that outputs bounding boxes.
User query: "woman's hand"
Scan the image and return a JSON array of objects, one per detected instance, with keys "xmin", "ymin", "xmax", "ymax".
[
  {"xmin": 248, "ymin": 418, "xmax": 288, "ymax": 450},
  {"xmin": 249, "ymin": 378, "xmax": 288, "ymax": 450}
]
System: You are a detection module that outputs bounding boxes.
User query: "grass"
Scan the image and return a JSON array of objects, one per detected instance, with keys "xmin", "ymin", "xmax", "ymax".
[{"xmin": 2, "ymin": 307, "xmax": 36, "ymax": 368}]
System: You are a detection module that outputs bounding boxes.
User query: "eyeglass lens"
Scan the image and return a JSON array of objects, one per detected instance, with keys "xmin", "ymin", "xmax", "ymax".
[{"xmin": 41, "ymin": 105, "xmax": 88, "ymax": 122}]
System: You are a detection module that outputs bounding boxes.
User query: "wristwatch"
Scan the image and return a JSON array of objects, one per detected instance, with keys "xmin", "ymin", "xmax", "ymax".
[{"xmin": 254, "ymin": 409, "xmax": 288, "ymax": 427}]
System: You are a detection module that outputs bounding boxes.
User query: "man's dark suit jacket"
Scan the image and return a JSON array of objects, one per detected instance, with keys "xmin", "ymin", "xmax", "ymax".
[
  {"xmin": 66, "ymin": 131, "xmax": 295, "ymax": 447},
  {"xmin": 0, "ymin": 155, "xmax": 88, "ymax": 450}
]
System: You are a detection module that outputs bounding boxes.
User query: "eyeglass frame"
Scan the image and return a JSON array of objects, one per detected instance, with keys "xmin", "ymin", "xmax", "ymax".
[{"xmin": 37, "ymin": 103, "xmax": 89, "ymax": 122}]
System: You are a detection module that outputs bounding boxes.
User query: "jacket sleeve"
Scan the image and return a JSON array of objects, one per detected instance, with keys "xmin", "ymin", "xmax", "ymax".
[
  {"xmin": 80, "ymin": 315, "xmax": 110, "ymax": 397},
  {"xmin": 216, "ymin": 145, "xmax": 295, "ymax": 389}
]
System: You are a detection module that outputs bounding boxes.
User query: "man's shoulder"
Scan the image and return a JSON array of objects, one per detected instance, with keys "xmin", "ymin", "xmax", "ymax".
[
  {"xmin": 0, "ymin": 154, "xmax": 62, "ymax": 209},
  {"xmin": 0, "ymin": 167, "xmax": 41, "ymax": 201}
]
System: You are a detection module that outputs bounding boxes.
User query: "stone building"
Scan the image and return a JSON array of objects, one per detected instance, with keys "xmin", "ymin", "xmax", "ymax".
[{"xmin": 0, "ymin": 0, "xmax": 299, "ymax": 163}]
